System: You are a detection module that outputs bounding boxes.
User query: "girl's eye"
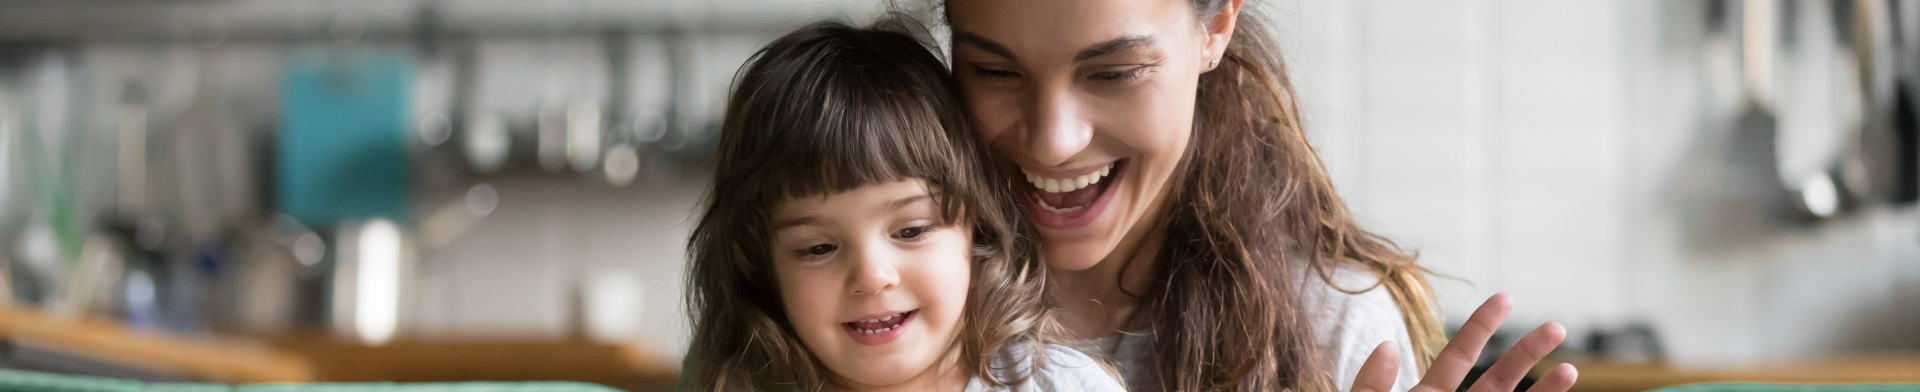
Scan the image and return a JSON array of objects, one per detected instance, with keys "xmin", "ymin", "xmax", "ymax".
[
  {"xmin": 807, "ymin": 244, "xmax": 837, "ymax": 255},
  {"xmin": 1089, "ymin": 67, "xmax": 1144, "ymax": 82},
  {"xmin": 893, "ymin": 226, "xmax": 932, "ymax": 241},
  {"xmin": 795, "ymin": 244, "xmax": 837, "ymax": 260}
]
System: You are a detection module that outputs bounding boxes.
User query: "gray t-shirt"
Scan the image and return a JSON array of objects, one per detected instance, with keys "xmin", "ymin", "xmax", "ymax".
[
  {"xmin": 1065, "ymin": 264, "xmax": 1423, "ymax": 392},
  {"xmin": 963, "ymin": 344, "xmax": 1126, "ymax": 392}
]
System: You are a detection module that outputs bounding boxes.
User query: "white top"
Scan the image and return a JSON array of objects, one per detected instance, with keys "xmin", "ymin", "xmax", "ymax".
[
  {"xmin": 963, "ymin": 343, "xmax": 1126, "ymax": 392},
  {"xmin": 1066, "ymin": 264, "xmax": 1422, "ymax": 392},
  {"xmin": 1305, "ymin": 264, "xmax": 1423, "ymax": 392}
]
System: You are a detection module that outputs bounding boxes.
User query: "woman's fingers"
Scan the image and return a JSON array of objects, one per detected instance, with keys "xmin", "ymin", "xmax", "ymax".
[
  {"xmin": 1352, "ymin": 341, "xmax": 1403, "ymax": 392},
  {"xmin": 1525, "ymin": 363, "xmax": 1579, "ymax": 392},
  {"xmin": 1416, "ymin": 293, "xmax": 1513, "ymax": 392},
  {"xmin": 1467, "ymin": 321, "xmax": 1568, "ymax": 392}
]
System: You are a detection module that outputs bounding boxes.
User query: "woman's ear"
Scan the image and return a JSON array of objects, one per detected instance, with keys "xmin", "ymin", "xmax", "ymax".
[{"xmin": 1201, "ymin": 0, "xmax": 1244, "ymax": 73}]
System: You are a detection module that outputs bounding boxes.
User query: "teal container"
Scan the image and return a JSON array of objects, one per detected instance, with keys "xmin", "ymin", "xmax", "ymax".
[{"xmin": 276, "ymin": 51, "xmax": 414, "ymax": 227}]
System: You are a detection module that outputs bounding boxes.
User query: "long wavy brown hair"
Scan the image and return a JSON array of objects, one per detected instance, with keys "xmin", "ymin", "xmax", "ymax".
[
  {"xmin": 682, "ymin": 16, "xmax": 1067, "ymax": 391},
  {"xmin": 938, "ymin": 1, "xmax": 1447, "ymax": 391}
]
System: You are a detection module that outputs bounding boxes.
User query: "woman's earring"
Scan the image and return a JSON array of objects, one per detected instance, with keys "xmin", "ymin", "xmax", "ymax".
[{"xmin": 1210, "ymin": 58, "xmax": 1221, "ymax": 69}]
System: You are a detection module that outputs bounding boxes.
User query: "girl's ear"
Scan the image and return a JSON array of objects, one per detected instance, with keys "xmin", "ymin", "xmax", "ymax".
[{"xmin": 1201, "ymin": 0, "xmax": 1244, "ymax": 73}]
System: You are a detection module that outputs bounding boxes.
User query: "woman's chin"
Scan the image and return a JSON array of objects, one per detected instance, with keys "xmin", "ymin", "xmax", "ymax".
[{"xmin": 1042, "ymin": 240, "xmax": 1117, "ymax": 271}]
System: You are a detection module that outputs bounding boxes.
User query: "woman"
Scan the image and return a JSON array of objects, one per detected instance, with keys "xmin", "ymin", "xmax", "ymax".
[{"xmin": 939, "ymin": 0, "xmax": 1580, "ymax": 391}]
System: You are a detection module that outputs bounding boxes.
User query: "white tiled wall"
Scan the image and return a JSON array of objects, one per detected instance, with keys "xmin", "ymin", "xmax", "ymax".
[
  {"xmin": 1277, "ymin": 0, "xmax": 1920, "ymax": 363},
  {"xmin": 37, "ymin": 0, "xmax": 1920, "ymax": 367},
  {"xmin": 409, "ymin": 0, "xmax": 1920, "ymax": 364}
]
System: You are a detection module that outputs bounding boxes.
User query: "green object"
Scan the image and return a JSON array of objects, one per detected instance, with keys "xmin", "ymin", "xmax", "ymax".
[
  {"xmin": 276, "ymin": 50, "xmax": 414, "ymax": 227},
  {"xmin": 1649, "ymin": 383, "xmax": 1920, "ymax": 392},
  {"xmin": 0, "ymin": 368, "xmax": 623, "ymax": 392}
]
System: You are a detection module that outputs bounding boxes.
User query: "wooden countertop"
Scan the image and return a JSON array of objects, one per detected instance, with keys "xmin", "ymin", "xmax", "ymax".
[
  {"xmin": 1549, "ymin": 355, "xmax": 1920, "ymax": 392},
  {"xmin": 0, "ymin": 305, "xmax": 680, "ymax": 389},
  {"xmin": 268, "ymin": 336, "xmax": 680, "ymax": 390}
]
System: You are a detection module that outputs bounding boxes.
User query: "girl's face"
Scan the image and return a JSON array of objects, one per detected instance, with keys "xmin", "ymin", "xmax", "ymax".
[
  {"xmin": 949, "ymin": 0, "xmax": 1226, "ymax": 271},
  {"xmin": 770, "ymin": 179, "xmax": 973, "ymax": 390}
]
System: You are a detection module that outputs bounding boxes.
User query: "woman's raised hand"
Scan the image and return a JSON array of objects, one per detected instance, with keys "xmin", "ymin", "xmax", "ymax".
[{"xmin": 1352, "ymin": 293, "xmax": 1579, "ymax": 392}]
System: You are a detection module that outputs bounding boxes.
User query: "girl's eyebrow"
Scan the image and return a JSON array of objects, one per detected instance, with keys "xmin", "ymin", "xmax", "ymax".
[
  {"xmin": 888, "ymin": 194, "xmax": 932, "ymax": 211},
  {"xmin": 771, "ymin": 194, "xmax": 927, "ymax": 231},
  {"xmin": 771, "ymin": 216, "xmax": 820, "ymax": 232}
]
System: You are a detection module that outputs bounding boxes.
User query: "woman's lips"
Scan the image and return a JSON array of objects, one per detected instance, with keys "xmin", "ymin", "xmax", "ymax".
[
  {"xmin": 843, "ymin": 310, "xmax": 915, "ymax": 346},
  {"xmin": 1020, "ymin": 160, "xmax": 1124, "ymax": 229}
]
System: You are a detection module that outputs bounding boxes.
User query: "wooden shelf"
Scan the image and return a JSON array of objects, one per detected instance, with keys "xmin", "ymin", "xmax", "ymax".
[
  {"xmin": 0, "ymin": 305, "xmax": 680, "ymax": 389},
  {"xmin": 268, "ymin": 336, "xmax": 680, "ymax": 389},
  {"xmin": 0, "ymin": 304, "xmax": 314, "ymax": 383}
]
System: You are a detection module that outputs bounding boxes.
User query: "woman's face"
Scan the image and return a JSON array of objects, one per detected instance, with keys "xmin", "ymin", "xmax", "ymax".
[{"xmin": 950, "ymin": 0, "xmax": 1229, "ymax": 270}]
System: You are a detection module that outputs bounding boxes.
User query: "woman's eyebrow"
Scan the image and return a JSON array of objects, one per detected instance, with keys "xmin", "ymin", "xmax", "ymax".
[
  {"xmin": 953, "ymin": 30, "xmax": 1017, "ymax": 60},
  {"xmin": 1074, "ymin": 35, "xmax": 1156, "ymax": 62}
]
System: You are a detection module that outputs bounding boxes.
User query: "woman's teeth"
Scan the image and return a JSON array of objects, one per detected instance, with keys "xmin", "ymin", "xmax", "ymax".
[{"xmin": 1022, "ymin": 163, "xmax": 1114, "ymax": 194}]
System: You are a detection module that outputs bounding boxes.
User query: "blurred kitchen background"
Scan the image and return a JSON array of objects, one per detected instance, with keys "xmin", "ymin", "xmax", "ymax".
[{"xmin": 0, "ymin": 0, "xmax": 1914, "ymax": 391}]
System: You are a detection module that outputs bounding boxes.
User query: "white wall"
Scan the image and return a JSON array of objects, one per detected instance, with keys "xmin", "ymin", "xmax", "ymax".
[
  {"xmin": 1276, "ymin": 0, "xmax": 1920, "ymax": 363},
  {"xmin": 33, "ymin": 0, "xmax": 1920, "ymax": 367}
]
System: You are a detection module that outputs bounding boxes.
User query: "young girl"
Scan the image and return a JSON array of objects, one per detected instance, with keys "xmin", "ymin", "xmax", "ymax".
[{"xmin": 681, "ymin": 17, "xmax": 1124, "ymax": 392}]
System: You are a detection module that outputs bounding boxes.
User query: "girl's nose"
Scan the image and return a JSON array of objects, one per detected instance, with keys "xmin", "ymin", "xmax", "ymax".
[{"xmin": 846, "ymin": 244, "xmax": 899, "ymax": 296}]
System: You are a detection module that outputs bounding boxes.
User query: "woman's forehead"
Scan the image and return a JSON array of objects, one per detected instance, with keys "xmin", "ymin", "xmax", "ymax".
[{"xmin": 947, "ymin": 0, "xmax": 1197, "ymax": 59}]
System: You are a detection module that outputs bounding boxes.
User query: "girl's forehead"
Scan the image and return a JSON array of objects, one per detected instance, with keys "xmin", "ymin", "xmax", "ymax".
[{"xmin": 770, "ymin": 179, "xmax": 936, "ymax": 228}]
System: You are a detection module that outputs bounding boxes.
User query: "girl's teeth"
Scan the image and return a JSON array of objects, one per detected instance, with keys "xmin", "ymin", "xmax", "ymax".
[
  {"xmin": 881, "ymin": 315, "xmax": 892, "ymax": 321},
  {"xmin": 1022, "ymin": 162, "xmax": 1115, "ymax": 194}
]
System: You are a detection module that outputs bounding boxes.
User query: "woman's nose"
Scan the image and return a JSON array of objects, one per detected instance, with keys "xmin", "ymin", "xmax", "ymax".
[
  {"xmin": 1022, "ymin": 84, "xmax": 1092, "ymax": 167},
  {"xmin": 846, "ymin": 244, "xmax": 899, "ymax": 296}
]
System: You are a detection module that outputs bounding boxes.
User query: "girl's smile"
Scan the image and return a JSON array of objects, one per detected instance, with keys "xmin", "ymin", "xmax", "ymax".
[{"xmin": 843, "ymin": 309, "xmax": 917, "ymax": 346}]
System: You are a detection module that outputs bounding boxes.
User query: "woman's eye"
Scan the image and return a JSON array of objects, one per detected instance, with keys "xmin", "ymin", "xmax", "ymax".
[
  {"xmin": 970, "ymin": 65, "xmax": 1022, "ymax": 79},
  {"xmin": 893, "ymin": 226, "xmax": 932, "ymax": 241},
  {"xmin": 795, "ymin": 244, "xmax": 837, "ymax": 260},
  {"xmin": 1089, "ymin": 67, "xmax": 1144, "ymax": 82}
]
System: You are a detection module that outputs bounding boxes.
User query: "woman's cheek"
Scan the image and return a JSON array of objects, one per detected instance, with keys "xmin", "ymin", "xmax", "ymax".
[{"xmin": 962, "ymin": 87, "xmax": 1020, "ymax": 143}]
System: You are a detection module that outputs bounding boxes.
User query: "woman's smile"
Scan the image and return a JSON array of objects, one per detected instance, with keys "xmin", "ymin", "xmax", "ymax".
[{"xmin": 1018, "ymin": 160, "xmax": 1127, "ymax": 229}]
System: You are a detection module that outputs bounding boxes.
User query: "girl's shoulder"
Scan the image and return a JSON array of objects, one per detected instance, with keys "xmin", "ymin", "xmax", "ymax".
[{"xmin": 967, "ymin": 344, "xmax": 1126, "ymax": 392}]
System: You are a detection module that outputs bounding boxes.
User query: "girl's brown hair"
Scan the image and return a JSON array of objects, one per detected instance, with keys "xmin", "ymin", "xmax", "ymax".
[
  {"xmin": 682, "ymin": 16, "xmax": 1063, "ymax": 391},
  {"xmin": 939, "ymin": 1, "xmax": 1446, "ymax": 391}
]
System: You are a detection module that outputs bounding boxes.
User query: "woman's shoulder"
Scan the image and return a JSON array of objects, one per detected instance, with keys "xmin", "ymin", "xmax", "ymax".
[
  {"xmin": 1299, "ymin": 262, "xmax": 1422, "ymax": 392},
  {"xmin": 1299, "ymin": 261, "xmax": 1407, "ymax": 323}
]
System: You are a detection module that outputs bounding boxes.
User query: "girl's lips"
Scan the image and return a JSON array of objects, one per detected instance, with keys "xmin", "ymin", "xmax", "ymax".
[
  {"xmin": 843, "ymin": 310, "xmax": 915, "ymax": 346},
  {"xmin": 1023, "ymin": 161, "xmax": 1123, "ymax": 229}
]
